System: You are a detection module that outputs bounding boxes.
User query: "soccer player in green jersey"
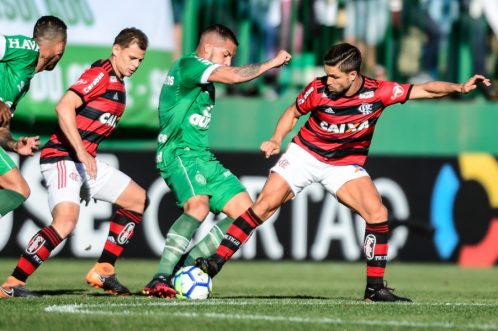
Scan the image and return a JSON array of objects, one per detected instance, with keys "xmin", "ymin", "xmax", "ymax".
[
  {"xmin": 143, "ymin": 24, "xmax": 291, "ymax": 298},
  {"xmin": 0, "ymin": 16, "xmax": 67, "ymax": 220}
]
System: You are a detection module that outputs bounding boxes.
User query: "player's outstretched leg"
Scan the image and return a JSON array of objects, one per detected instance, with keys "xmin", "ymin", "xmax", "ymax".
[
  {"xmin": 0, "ymin": 225, "xmax": 63, "ymax": 299},
  {"xmin": 86, "ymin": 262, "xmax": 130, "ymax": 295},
  {"xmin": 0, "ymin": 276, "xmax": 40, "ymax": 298},
  {"xmin": 142, "ymin": 274, "xmax": 177, "ymax": 298},
  {"xmin": 86, "ymin": 208, "xmax": 144, "ymax": 295},
  {"xmin": 196, "ymin": 208, "xmax": 262, "ymax": 278},
  {"xmin": 363, "ymin": 221, "xmax": 411, "ymax": 302},
  {"xmin": 143, "ymin": 213, "xmax": 201, "ymax": 298}
]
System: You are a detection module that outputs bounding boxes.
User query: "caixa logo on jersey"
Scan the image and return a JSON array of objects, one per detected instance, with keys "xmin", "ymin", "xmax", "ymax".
[
  {"xmin": 358, "ymin": 103, "xmax": 373, "ymax": 115},
  {"xmin": 26, "ymin": 235, "xmax": 46, "ymax": 255},
  {"xmin": 99, "ymin": 113, "xmax": 120, "ymax": 127},
  {"xmin": 117, "ymin": 222, "xmax": 136, "ymax": 245}
]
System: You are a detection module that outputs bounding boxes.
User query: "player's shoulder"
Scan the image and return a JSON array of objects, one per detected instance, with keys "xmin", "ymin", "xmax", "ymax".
[
  {"xmin": 81, "ymin": 60, "xmax": 112, "ymax": 80},
  {"xmin": 180, "ymin": 53, "xmax": 214, "ymax": 67},
  {"xmin": 304, "ymin": 76, "xmax": 328, "ymax": 95}
]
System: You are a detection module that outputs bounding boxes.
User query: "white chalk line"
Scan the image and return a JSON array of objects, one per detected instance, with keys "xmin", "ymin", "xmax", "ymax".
[{"xmin": 45, "ymin": 299, "xmax": 498, "ymax": 330}]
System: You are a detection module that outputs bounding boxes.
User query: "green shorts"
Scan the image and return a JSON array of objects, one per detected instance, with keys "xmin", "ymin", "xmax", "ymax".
[
  {"xmin": 0, "ymin": 146, "xmax": 17, "ymax": 175},
  {"xmin": 159, "ymin": 153, "xmax": 245, "ymax": 214}
]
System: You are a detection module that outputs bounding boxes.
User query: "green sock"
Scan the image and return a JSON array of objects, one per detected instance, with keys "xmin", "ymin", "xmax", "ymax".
[
  {"xmin": 155, "ymin": 213, "xmax": 201, "ymax": 277},
  {"xmin": 183, "ymin": 217, "xmax": 234, "ymax": 266},
  {"xmin": 0, "ymin": 189, "xmax": 26, "ymax": 218}
]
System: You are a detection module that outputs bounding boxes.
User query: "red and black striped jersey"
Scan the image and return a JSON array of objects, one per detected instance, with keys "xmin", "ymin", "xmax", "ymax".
[
  {"xmin": 40, "ymin": 59, "xmax": 126, "ymax": 163},
  {"xmin": 293, "ymin": 76, "xmax": 412, "ymax": 166}
]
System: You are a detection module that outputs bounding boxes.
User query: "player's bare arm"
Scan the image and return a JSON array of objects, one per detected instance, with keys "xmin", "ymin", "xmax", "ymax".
[
  {"xmin": 0, "ymin": 125, "xmax": 39, "ymax": 156},
  {"xmin": 409, "ymin": 74, "xmax": 491, "ymax": 99},
  {"xmin": 0, "ymin": 101, "xmax": 12, "ymax": 127},
  {"xmin": 260, "ymin": 104, "xmax": 302, "ymax": 158},
  {"xmin": 56, "ymin": 91, "xmax": 97, "ymax": 179},
  {"xmin": 209, "ymin": 50, "xmax": 291, "ymax": 84}
]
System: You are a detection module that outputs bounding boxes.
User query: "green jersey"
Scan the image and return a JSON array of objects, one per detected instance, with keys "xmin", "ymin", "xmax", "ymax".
[
  {"xmin": 156, "ymin": 52, "xmax": 221, "ymax": 168},
  {"xmin": 0, "ymin": 34, "xmax": 39, "ymax": 112}
]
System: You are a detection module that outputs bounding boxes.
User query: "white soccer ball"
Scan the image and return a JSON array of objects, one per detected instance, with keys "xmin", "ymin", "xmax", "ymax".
[{"xmin": 173, "ymin": 265, "xmax": 212, "ymax": 299}]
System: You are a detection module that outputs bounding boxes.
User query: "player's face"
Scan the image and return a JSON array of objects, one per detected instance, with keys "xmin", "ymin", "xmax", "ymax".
[
  {"xmin": 37, "ymin": 39, "xmax": 66, "ymax": 72},
  {"xmin": 112, "ymin": 42, "xmax": 145, "ymax": 78},
  {"xmin": 207, "ymin": 39, "xmax": 237, "ymax": 66},
  {"xmin": 323, "ymin": 64, "xmax": 357, "ymax": 98}
]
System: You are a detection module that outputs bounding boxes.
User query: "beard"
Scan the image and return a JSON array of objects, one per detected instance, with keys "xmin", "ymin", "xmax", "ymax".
[{"xmin": 326, "ymin": 88, "xmax": 345, "ymax": 100}]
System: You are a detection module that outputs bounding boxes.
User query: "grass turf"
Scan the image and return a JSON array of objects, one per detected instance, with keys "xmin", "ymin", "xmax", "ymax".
[{"xmin": 1, "ymin": 259, "xmax": 497, "ymax": 331}]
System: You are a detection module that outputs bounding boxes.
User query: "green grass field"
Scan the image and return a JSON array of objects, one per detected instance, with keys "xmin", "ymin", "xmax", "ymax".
[{"xmin": 1, "ymin": 259, "xmax": 497, "ymax": 331}]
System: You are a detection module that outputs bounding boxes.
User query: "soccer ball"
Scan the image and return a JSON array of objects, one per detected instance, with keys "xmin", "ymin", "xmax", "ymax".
[{"xmin": 173, "ymin": 265, "xmax": 212, "ymax": 299}]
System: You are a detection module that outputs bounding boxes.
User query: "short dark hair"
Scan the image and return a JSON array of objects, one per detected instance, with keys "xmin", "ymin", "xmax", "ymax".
[
  {"xmin": 201, "ymin": 24, "xmax": 239, "ymax": 46},
  {"xmin": 114, "ymin": 28, "xmax": 148, "ymax": 50},
  {"xmin": 323, "ymin": 43, "xmax": 362, "ymax": 73},
  {"xmin": 33, "ymin": 16, "xmax": 67, "ymax": 41}
]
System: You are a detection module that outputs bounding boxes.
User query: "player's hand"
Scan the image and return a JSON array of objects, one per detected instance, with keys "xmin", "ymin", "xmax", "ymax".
[
  {"xmin": 14, "ymin": 136, "xmax": 40, "ymax": 156},
  {"xmin": 77, "ymin": 150, "xmax": 97, "ymax": 180},
  {"xmin": 461, "ymin": 74, "xmax": 491, "ymax": 94},
  {"xmin": 260, "ymin": 139, "xmax": 281, "ymax": 158},
  {"xmin": 271, "ymin": 50, "xmax": 292, "ymax": 68},
  {"xmin": 0, "ymin": 102, "xmax": 12, "ymax": 128}
]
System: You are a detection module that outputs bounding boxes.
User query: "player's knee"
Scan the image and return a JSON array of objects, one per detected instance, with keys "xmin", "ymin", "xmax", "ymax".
[
  {"xmin": 183, "ymin": 200, "xmax": 210, "ymax": 220},
  {"xmin": 19, "ymin": 185, "xmax": 31, "ymax": 199},
  {"xmin": 363, "ymin": 204, "xmax": 388, "ymax": 223},
  {"xmin": 252, "ymin": 198, "xmax": 278, "ymax": 222}
]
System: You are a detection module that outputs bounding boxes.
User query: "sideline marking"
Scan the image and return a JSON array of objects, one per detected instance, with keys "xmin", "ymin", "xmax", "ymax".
[{"xmin": 45, "ymin": 300, "xmax": 498, "ymax": 330}]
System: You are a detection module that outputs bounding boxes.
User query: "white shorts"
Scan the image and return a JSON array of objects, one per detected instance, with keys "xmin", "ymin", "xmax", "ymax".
[
  {"xmin": 270, "ymin": 143, "xmax": 370, "ymax": 196},
  {"xmin": 40, "ymin": 159, "xmax": 131, "ymax": 211}
]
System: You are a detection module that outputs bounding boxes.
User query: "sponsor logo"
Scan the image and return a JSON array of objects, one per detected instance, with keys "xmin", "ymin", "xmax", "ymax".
[
  {"xmin": 195, "ymin": 172, "xmax": 207, "ymax": 185},
  {"xmin": 164, "ymin": 75, "xmax": 175, "ymax": 86},
  {"xmin": 112, "ymin": 92, "xmax": 119, "ymax": 101},
  {"xmin": 189, "ymin": 107, "xmax": 212, "ymax": 129},
  {"xmin": 391, "ymin": 84, "xmax": 404, "ymax": 100},
  {"xmin": 359, "ymin": 91, "xmax": 374, "ymax": 99},
  {"xmin": 109, "ymin": 76, "xmax": 118, "ymax": 83},
  {"xmin": 99, "ymin": 113, "xmax": 120, "ymax": 127},
  {"xmin": 26, "ymin": 235, "xmax": 46, "ymax": 255},
  {"xmin": 83, "ymin": 72, "xmax": 105, "ymax": 94},
  {"xmin": 358, "ymin": 103, "xmax": 373, "ymax": 115},
  {"xmin": 0, "ymin": 287, "xmax": 14, "ymax": 298},
  {"xmin": 157, "ymin": 134, "xmax": 168, "ymax": 143},
  {"xmin": 319, "ymin": 120, "xmax": 370, "ymax": 134},
  {"xmin": 156, "ymin": 151, "xmax": 163, "ymax": 163},
  {"xmin": 224, "ymin": 235, "xmax": 241, "ymax": 247},
  {"xmin": 8, "ymin": 38, "xmax": 38, "ymax": 51},
  {"xmin": 324, "ymin": 107, "xmax": 335, "ymax": 114},
  {"xmin": 117, "ymin": 223, "xmax": 135, "ymax": 245},
  {"xmin": 364, "ymin": 234, "xmax": 376, "ymax": 260},
  {"xmin": 298, "ymin": 86, "xmax": 314, "ymax": 105}
]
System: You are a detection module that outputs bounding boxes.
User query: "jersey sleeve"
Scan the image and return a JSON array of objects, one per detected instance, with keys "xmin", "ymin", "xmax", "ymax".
[
  {"xmin": 295, "ymin": 80, "xmax": 318, "ymax": 115},
  {"xmin": 376, "ymin": 80, "xmax": 413, "ymax": 107},
  {"xmin": 68, "ymin": 67, "xmax": 109, "ymax": 103},
  {"xmin": 0, "ymin": 35, "xmax": 6, "ymax": 60},
  {"xmin": 179, "ymin": 56, "xmax": 220, "ymax": 86}
]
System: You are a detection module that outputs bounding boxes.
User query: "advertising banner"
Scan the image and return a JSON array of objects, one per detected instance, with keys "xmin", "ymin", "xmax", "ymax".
[
  {"xmin": 1, "ymin": 151, "xmax": 497, "ymax": 267},
  {"xmin": 0, "ymin": 0, "xmax": 173, "ymax": 128}
]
